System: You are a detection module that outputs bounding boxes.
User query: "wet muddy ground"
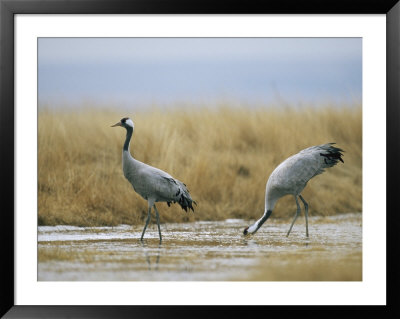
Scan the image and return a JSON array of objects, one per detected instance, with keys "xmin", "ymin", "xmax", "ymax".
[{"xmin": 38, "ymin": 213, "xmax": 362, "ymax": 281}]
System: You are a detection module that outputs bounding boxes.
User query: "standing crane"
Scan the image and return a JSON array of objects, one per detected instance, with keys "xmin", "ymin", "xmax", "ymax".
[
  {"xmin": 112, "ymin": 117, "xmax": 195, "ymax": 242},
  {"xmin": 243, "ymin": 143, "xmax": 344, "ymax": 238}
]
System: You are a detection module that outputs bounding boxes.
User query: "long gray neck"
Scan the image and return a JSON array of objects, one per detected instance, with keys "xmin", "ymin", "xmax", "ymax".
[{"xmin": 124, "ymin": 127, "xmax": 133, "ymax": 152}]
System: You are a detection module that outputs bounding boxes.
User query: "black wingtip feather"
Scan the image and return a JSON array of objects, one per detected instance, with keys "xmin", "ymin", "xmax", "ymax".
[
  {"xmin": 177, "ymin": 194, "xmax": 195, "ymax": 213},
  {"xmin": 320, "ymin": 144, "xmax": 344, "ymax": 166}
]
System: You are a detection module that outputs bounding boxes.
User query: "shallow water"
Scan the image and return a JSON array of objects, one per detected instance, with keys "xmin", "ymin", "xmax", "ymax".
[{"xmin": 38, "ymin": 213, "xmax": 362, "ymax": 281}]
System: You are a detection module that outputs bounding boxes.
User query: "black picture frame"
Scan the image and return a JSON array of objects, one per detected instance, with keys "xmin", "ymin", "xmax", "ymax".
[{"xmin": 1, "ymin": 0, "xmax": 399, "ymax": 318}]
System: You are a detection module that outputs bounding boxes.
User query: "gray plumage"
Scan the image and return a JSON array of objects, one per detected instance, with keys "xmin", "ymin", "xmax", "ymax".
[
  {"xmin": 244, "ymin": 143, "xmax": 344, "ymax": 237},
  {"xmin": 112, "ymin": 117, "xmax": 195, "ymax": 242}
]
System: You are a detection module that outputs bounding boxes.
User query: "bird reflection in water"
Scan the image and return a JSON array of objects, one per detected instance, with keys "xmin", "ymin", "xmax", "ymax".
[{"xmin": 141, "ymin": 241, "xmax": 161, "ymax": 271}]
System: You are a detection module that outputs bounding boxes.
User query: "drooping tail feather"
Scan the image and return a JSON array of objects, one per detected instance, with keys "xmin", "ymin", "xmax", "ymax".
[
  {"xmin": 163, "ymin": 177, "xmax": 196, "ymax": 212},
  {"xmin": 178, "ymin": 193, "xmax": 196, "ymax": 212},
  {"xmin": 319, "ymin": 143, "xmax": 344, "ymax": 167},
  {"xmin": 175, "ymin": 180, "xmax": 196, "ymax": 212}
]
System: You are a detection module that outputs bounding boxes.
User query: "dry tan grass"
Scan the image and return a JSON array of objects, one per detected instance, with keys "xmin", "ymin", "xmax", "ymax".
[{"xmin": 38, "ymin": 103, "xmax": 362, "ymax": 226}]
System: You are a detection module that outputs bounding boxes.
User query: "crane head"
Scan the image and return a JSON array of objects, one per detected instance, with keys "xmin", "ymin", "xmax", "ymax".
[
  {"xmin": 111, "ymin": 117, "xmax": 134, "ymax": 129},
  {"xmin": 243, "ymin": 226, "xmax": 249, "ymax": 236}
]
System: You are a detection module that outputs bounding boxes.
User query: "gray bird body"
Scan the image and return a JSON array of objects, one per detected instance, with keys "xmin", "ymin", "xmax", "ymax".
[
  {"xmin": 113, "ymin": 117, "xmax": 195, "ymax": 242},
  {"xmin": 245, "ymin": 143, "xmax": 344, "ymax": 237},
  {"xmin": 122, "ymin": 151, "xmax": 192, "ymax": 207}
]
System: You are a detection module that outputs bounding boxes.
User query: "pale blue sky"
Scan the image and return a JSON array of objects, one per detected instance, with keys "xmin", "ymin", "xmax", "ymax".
[{"xmin": 38, "ymin": 38, "xmax": 362, "ymax": 108}]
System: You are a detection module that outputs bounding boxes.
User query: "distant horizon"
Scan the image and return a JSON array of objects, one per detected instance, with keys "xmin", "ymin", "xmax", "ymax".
[{"xmin": 38, "ymin": 97, "xmax": 362, "ymax": 112}]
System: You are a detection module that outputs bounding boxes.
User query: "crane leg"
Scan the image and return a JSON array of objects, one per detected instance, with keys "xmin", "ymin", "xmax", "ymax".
[
  {"xmin": 287, "ymin": 195, "xmax": 301, "ymax": 237},
  {"xmin": 299, "ymin": 194, "xmax": 309, "ymax": 237},
  {"xmin": 153, "ymin": 204, "xmax": 162, "ymax": 243},
  {"xmin": 141, "ymin": 204, "xmax": 152, "ymax": 241}
]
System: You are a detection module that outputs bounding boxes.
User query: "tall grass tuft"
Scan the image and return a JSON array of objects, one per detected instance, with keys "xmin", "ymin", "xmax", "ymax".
[{"xmin": 38, "ymin": 103, "xmax": 362, "ymax": 226}]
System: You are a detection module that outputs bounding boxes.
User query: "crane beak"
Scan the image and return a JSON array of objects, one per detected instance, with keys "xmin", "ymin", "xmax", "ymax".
[{"xmin": 111, "ymin": 121, "xmax": 122, "ymax": 127}]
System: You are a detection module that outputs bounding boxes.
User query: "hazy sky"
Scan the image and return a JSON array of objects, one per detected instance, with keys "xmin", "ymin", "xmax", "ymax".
[{"xmin": 38, "ymin": 38, "xmax": 362, "ymax": 108}]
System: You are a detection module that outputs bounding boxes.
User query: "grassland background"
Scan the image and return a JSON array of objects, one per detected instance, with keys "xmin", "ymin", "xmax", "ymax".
[{"xmin": 38, "ymin": 103, "xmax": 362, "ymax": 226}]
